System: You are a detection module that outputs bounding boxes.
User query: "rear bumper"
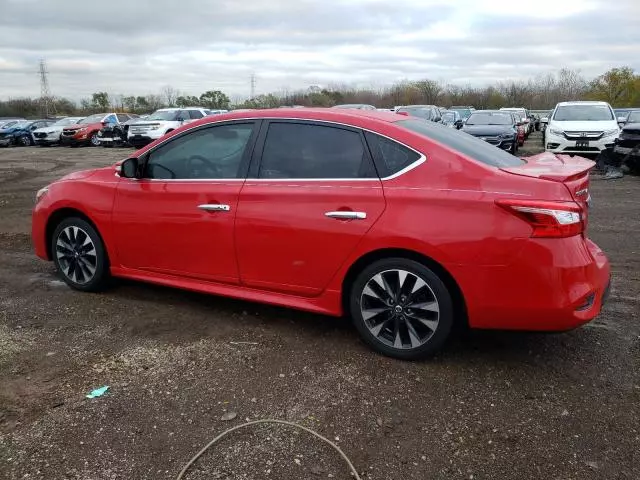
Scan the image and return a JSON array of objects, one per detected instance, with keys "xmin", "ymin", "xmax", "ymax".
[{"xmin": 454, "ymin": 237, "xmax": 611, "ymax": 331}]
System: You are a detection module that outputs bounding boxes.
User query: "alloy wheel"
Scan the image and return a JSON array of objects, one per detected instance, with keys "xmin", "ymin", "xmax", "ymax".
[
  {"xmin": 55, "ymin": 226, "xmax": 98, "ymax": 284},
  {"xmin": 360, "ymin": 269, "xmax": 440, "ymax": 350},
  {"xmin": 90, "ymin": 133, "xmax": 100, "ymax": 146}
]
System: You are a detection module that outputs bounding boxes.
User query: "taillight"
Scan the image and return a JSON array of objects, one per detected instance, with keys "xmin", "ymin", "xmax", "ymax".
[{"xmin": 496, "ymin": 199, "xmax": 584, "ymax": 238}]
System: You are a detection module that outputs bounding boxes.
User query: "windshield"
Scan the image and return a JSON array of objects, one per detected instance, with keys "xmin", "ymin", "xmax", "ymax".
[
  {"xmin": 397, "ymin": 119, "xmax": 524, "ymax": 167},
  {"xmin": 451, "ymin": 108, "xmax": 471, "ymax": 119},
  {"xmin": 466, "ymin": 113, "xmax": 512, "ymax": 125},
  {"xmin": 54, "ymin": 117, "xmax": 82, "ymax": 126},
  {"xmin": 626, "ymin": 112, "xmax": 640, "ymax": 123},
  {"xmin": 5, "ymin": 120, "xmax": 29, "ymax": 129},
  {"xmin": 553, "ymin": 105, "xmax": 614, "ymax": 121},
  {"xmin": 78, "ymin": 114, "xmax": 105, "ymax": 124},
  {"xmin": 1, "ymin": 120, "xmax": 20, "ymax": 129},
  {"xmin": 147, "ymin": 110, "xmax": 180, "ymax": 121}
]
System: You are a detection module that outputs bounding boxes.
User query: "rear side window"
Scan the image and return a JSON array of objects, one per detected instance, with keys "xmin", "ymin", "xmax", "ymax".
[
  {"xmin": 188, "ymin": 110, "xmax": 204, "ymax": 119},
  {"xmin": 364, "ymin": 132, "xmax": 421, "ymax": 178},
  {"xmin": 396, "ymin": 119, "xmax": 525, "ymax": 167},
  {"xmin": 258, "ymin": 123, "xmax": 376, "ymax": 179}
]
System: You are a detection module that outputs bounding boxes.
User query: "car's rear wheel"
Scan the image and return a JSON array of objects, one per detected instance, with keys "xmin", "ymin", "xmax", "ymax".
[
  {"xmin": 349, "ymin": 258, "xmax": 454, "ymax": 360},
  {"xmin": 51, "ymin": 217, "xmax": 108, "ymax": 292}
]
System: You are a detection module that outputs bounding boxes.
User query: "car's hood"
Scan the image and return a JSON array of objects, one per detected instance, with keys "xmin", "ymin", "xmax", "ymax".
[
  {"xmin": 549, "ymin": 120, "xmax": 617, "ymax": 131},
  {"xmin": 0, "ymin": 127, "xmax": 24, "ymax": 134},
  {"xmin": 621, "ymin": 122, "xmax": 640, "ymax": 133},
  {"xmin": 132, "ymin": 120, "xmax": 178, "ymax": 126},
  {"xmin": 56, "ymin": 169, "xmax": 99, "ymax": 183},
  {"xmin": 34, "ymin": 126, "xmax": 64, "ymax": 134},
  {"xmin": 462, "ymin": 125, "xmax": 512, "ymax": 136}
]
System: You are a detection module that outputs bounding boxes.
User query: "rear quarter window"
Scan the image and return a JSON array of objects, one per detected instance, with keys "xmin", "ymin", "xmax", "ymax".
[
  {"xmin": 396, "ymin": 119, "xmax": 525, "ymax": 167},
  {"xmin": 364, "ymin": 132, "xmax": 421, "ymax": 177}
]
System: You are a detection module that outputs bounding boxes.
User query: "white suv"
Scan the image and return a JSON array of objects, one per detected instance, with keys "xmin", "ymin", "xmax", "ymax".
[
  {"xmin": 545, "ymin": 101, "xmax": 619, "ymax": 155},
  {"xmin": 127, "ymin": 107, "xmax": 208, "ymax": 147}
]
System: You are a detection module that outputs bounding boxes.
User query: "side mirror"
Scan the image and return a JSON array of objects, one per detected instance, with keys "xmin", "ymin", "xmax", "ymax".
[
  {"xmin": 521, "ymin": 117, "xmax": 527, "ymax": 123},
  {"xmin": 617, "ymin": 116, "xmax": 627, "ymax": 123},
  {"xmin": 119, "ymin": 158, "xmax": 139, "ymax": 178},
  {"xmin": 455, "ymin": 120, "xmax": 463, "ymax": 129},
  {"xmin": 540, "ymin": 117, "xmax": 548, "ymax": 123}
]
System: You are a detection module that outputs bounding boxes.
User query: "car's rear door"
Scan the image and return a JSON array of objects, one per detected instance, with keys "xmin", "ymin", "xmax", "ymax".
[
  {"xmin": 234, "ymin": 120, "xmax": 386, "ymax": 296},
  {"xmin": 112, "ymin": 121, "xmax": 259, "ymax": 284}
]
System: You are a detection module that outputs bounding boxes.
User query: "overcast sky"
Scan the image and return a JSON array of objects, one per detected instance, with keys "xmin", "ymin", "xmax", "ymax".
[{"xmin": 0, "ymin": 0, "xmax": 638, "ymax": 101}]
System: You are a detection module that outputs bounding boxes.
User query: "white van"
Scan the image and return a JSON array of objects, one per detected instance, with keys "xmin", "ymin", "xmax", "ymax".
[{"xmin": 545, "ymin": 101, "xmax": 620, "ymax": 155}]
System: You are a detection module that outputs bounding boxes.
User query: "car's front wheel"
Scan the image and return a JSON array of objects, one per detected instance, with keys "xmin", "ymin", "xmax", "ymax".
[
  {"xmin": 51, "ymin": 217, "xmax": 109, "ymax": 292},
  {"xmin": 19, "ymin": 135, "xmax": 33, "ymax": 146},
  {"xmin": 89, "ymin": 132, "xmax": 100, "ymax": 147},
  {"xmin": 350, "ymin": 258, "xmax": 454, "ymax": 360}
]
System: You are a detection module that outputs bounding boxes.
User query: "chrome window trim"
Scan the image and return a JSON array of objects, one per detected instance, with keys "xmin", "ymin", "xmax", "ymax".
[{"xmin": 131, "ymin": 117, "xmax": 427, "ymax": 183}]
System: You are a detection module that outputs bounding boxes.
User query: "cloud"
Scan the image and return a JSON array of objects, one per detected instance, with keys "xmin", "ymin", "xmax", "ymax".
[{"xmin": 0, "ymin": 0, "xmax": 637, "ymax": 101}]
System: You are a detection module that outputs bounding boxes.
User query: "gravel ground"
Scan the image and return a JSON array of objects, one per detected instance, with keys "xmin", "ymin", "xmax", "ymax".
[{"xmin": 0, "ymin": 133, "xmax": 639, "ymax": 480}]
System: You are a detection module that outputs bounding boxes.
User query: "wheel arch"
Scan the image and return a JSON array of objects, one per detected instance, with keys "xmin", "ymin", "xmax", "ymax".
[
  {"xmin": 45, "ymin": 207, "xmax": 109, "ymax": 265},
  {"xmin": 341, "ymin": 247, "xmax": 468, "ymax": 328}
]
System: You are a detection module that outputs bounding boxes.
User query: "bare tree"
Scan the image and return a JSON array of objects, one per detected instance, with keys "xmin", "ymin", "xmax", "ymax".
[{"xmin": 161, "ymin": 86, "xmax": 179, "ymax": 107}]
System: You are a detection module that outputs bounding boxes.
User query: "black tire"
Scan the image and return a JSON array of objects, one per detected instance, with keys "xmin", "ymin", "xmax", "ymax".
[
  {"xmin": 51, "ymin": 217, "xmax": 109, "ymax": 292},
  {"xmin": 349, "ymin": 258, "xmax": 454, "ymax": 360},
  {"xmin": 89, "ymin": 132, "xmax": 100, "ymax": 147},
  {"xmin": 510, "ymin": 141, "xmax": 517, "ymax": 155},
  {"xmin": 20, "ymin": 135, "xmax": 33, "ymax": 146}
]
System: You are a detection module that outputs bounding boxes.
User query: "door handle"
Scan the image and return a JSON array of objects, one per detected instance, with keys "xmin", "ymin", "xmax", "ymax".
[
  {"xmin": 325, "ymin": 211, "xmax": 367, "ymax": 220},
  {"xmin": 198, "ymin": 204, "xmax": 231, "ymax": 212}
]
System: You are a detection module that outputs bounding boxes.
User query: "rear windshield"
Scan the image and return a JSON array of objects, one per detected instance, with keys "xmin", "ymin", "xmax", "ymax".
[
  {"xmin": 396, "ymin": 119, "xmax": 525, "ymax": 167},
  {"xmin": 553, "ymin": 105, "xmax": 614, "ymax": 121}
]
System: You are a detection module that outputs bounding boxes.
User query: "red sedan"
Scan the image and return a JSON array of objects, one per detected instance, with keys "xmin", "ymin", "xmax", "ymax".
[{"xmin": 32, "ymin": 108, "xmax": 610, "ymax": 360}]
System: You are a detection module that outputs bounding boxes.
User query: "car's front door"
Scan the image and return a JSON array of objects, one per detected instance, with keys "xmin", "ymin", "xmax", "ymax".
[
  {"xmin": 235, "ymin": 120, "xmax": 386, "ymax": 296},
  {"xmin": 112, "ymin": 121, "xmax": 258, "ymax": 284}
]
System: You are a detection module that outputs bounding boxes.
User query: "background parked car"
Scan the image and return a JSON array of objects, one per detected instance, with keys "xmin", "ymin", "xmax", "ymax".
[
  {"xmin": 396, "ymin": 105, "xmax": 442, "ymax": 122},
  {"xmin": 61, "ymin": 113, "xmax": 135, "ymax": 147},
  {"xmin": 461, "ymin": 110, "xmax": 519, "ymax": 154},
  {"xmin": 449, "ymin": 106, "xmax": 475, "ymax": 119},
  {"xmin": 127, "ymin": 108, "xmax": 208, "ymax": 148},
  {"xmin": 545, "ymin": 101, "xmax": 619, "ymax": 155},
  {"xmin": 613, "ymin": 110, "xmax": 640, "ymax": 173},
  {"xmin": 33, "ymin": 117, "xmax": 85, "ymax": 146},
  {"xmin": 0, "ymin": 119, "xmax": 57, "ymax": 147},
  {"xmin": 98, "ymin": 115, "xmax": 140, "ymax": 147},
  {"xmin": 500, "ymin": 107, "xmax": 532, "ymax": 136},
  {"xmin": 0, "ymin": 117, "xmax": 25, "ymax": 128},
  {"xmin": 440, "ymin": 110, "xmax": 463, "ymax": 129}
]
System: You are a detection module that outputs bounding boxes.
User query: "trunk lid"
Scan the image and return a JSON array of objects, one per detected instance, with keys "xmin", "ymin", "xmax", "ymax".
[{"xmin": 501, "ymin": 152, "xmax": 593, "ymax": 208}]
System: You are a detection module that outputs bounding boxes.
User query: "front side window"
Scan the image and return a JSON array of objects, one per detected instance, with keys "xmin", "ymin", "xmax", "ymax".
[
  {"xmin": 117, "ymin": 114, "xmax": 129, "ymax": 123},
  {"xmin": 188, "ymin": 110, "xmax": 204, "ymax": 119},
  {"xmin": 364, "ymin": 132, "xmax": 421, "ymax": 177},
  {"xmin": 144, "ymin": 123, "xmax": 254, "ymax": 180},
  {"xmin": 627, "ymin": 111, "xmax": 640, "ymax": 123},
  {"xmin": 258, "ymin": 123, "xmax": 376, "ymax": 179},
  {"xmin": 105, "ymin": 114, "xmax": 117, "ymax": 124}
]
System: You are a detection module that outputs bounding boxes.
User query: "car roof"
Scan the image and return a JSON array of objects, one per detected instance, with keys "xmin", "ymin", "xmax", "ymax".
[{"xmin": 162, "ymin": 108, "xmax": 407, "ymax": 134}]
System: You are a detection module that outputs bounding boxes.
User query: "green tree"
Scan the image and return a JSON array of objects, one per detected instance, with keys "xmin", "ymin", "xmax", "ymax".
[
  {"xmin": 199, "ymin": 90, "xmax": 230, "ymax": 109},
  {"xmin": 91, "ymin": 92, "xmax": 110, "ymax": 110},
  {"xmin": 176, "ymin": 95, "xmax": 200, "ymax": 107},
  {"xmin": 586, "ymin": 67, "xmax": 639, "ymax": 106}
]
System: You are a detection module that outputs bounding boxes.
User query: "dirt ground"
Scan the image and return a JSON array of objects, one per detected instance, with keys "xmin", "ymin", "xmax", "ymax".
[{"xmin": 0, "ymin": 132, "xmax": 639, "ymax": 480}]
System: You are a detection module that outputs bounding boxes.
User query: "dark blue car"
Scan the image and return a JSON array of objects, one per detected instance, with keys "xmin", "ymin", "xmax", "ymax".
[{"xmin": 0, "ymin": 119, "xmax": 57, "ymax": 147}]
